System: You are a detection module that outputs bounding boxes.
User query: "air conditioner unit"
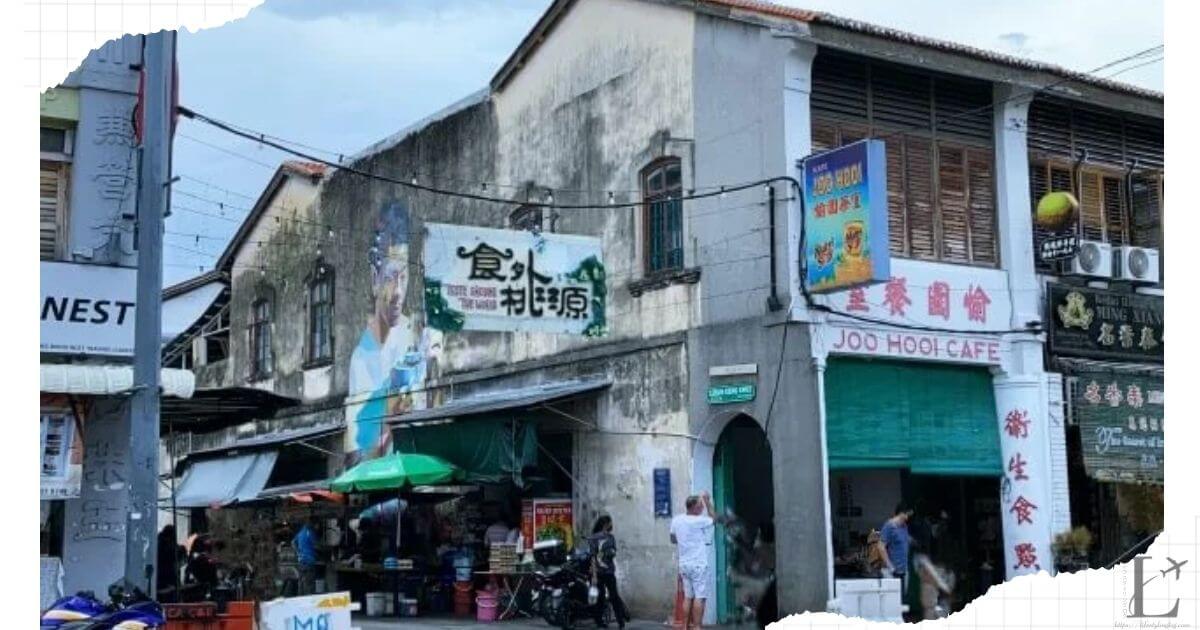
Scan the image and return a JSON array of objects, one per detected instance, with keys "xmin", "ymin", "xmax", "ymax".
[
  {"xmin": 1068, "ymin": 240, "xmax": 1113, "ymax": 278},
  {"xmin": 1115, "ymin": 246, "xmax": 1161, "ymax": 285}
]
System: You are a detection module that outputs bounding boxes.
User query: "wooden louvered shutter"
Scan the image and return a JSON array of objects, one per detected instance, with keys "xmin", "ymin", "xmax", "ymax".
[
  {"xmin": 1130, "ymin": 173, "xmax": 1162, "ymax": 249},
  {"xmin": 1030, "ymin": 162, "xmax": 1051, "ymax": 270},
  {"xmin": 886, "ymin": 138, "xmax": 908, "ymax": 257},
  {"xmin": 1078, "ymin": 171, "xmax": 1104, "ymax": 241},
  {"xmin": 905, "ymin": 135, "xmax": 936, "ymax": 259},
  {"xmin": 40, "ymin": 161, "xmax": 65, "ymax": 260},
  {"xmin": 1102, "ymin": 176, "xmax": 1127, "ymax": 246},
  {"xmin": 937, "ymin": 143, "xmax": 969, "ymax": 263},
  {"xmin": 966, "ymin": 147, "xmax": 997, "ymax": 265},
  {"xmin": 812, "ymin": 119, "xmax": 838, "ymax": 154}
]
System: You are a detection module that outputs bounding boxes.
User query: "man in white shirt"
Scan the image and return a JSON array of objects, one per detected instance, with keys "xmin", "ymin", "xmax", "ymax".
[{"xmin": 670, "ymin": 491, "xmax": 717, "ymax": 629}]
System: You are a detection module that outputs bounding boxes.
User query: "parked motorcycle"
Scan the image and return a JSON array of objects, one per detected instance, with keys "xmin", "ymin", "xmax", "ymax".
[
  {"xmin": 530, "ymin": 539, "xmax": 614, "ymax": 630},
  {"xmin": 41, "ymin": 582, "xmax": 165, "ymax": 630}
]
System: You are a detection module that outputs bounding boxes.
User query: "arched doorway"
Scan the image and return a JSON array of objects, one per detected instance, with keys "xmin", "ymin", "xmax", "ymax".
[{"xmin": 712, "ymin": 415, "xmax": 775, "ymax": 624}]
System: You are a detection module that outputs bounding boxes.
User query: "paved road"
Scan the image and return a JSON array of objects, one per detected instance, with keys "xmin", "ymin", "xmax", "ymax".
[{"xmin": 352, "ymin": 615, "xmax": 740, "ymax": 629}]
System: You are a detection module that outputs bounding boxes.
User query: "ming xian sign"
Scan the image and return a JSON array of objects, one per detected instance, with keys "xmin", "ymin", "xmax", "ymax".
[{"xmin": 423, "ymin": 224, "xmax": 606, "ymax": 336}]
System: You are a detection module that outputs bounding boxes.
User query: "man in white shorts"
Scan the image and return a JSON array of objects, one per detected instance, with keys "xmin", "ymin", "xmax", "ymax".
[{"xmin": 670, "ymin": 491, "xmax": 717, "ymax": 629}]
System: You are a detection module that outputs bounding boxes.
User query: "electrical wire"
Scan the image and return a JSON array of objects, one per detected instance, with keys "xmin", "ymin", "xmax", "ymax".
[{"xmin": 173, "ymin": 42, "xmax": 1164, "ymax": 338}]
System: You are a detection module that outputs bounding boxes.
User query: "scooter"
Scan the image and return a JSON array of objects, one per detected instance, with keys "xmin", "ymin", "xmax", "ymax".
[
  {"xmin": 531, "ymin": 540, "xmax": 614, "ymax": 630},
  {"xmin": 41, "ymin": 583, "xmax": 165, "ymax": 630}
]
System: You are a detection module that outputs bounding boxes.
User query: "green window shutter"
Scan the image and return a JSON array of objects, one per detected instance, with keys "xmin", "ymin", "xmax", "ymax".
[
  {"xmin": 825, "ymin": 359, "xmax": 911, "ymax": 470},
  {"xmin": 825, "ymin": 359, "xmax": 1001, "ymax": 476}
]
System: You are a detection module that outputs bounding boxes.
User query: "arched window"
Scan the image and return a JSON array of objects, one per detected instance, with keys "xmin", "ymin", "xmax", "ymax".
[
  {"xmin": 642, "ymin": 158, "xmax": 683, "ymax": 273},
  {"xmin": 307, "ymin": 262, "xmax": 335, "ymax": 365},
  {"xmin": 510, "ymin": 204, "xmax": 543, "ymax": 232}
]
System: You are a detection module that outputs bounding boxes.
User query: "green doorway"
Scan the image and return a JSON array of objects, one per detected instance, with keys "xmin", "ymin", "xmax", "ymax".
[{"xmin": 712, "ymin": 415, "xmax": 775, "ymax": 624}]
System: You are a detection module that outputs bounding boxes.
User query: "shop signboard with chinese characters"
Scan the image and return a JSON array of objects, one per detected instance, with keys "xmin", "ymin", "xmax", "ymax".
[
  {"xmin": 803, "ymin": 139, "xmax": 890, "ymax": 293},
  {"xmin": 1047, "ymin": 285, "xmax": 1163, "ymax": 362},
  {"xmin": 423, "ymin": 224, "xmax": 606, "ymax": 336},
  {"xmin": 813, "ymin": 259, "xmax": 1012, "ymax": 367},
  {"xmin": 1075, "ymin": 372, "xmax": 1163, "ymax": 484}
]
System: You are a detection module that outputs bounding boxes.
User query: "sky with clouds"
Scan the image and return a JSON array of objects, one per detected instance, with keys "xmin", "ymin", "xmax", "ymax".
[{"xmin": 164, "ymin": 0, "xmax": 1163, "ymax": 285}]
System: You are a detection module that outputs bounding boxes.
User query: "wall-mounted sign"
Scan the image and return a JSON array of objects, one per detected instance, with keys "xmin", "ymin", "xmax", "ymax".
[
  {"xmin": 803, "ymin": 139, "xmax": 890, "ymax": 293},
  {"xmin": 1034, "ymin": 191, "xmax": 1080, "ymax": 263},
  {"xmin": 815, "ymin": 259, "xmax": 1012, "ymax": 366},
  {"xmin": 707, "ymin": 383, "xmax": 756, "ymax": 405},
  {"xmin": 1047, "ymin": 285, "xmax": 1163, "ymax": 362},
  {"xmin": 653, "ymin": 468, "xmax": 671, "ymax": 518},
  {"xmin": 40, "ymin": 262, "xmax": 137, "ymax": 356},
  {"xmin": 1074, "ymin": 371, "xmax": 1163, "ymax": 484},
  {"xmin": 41, "ymin": 409, "xmax": 83, "ymax": 500},
  {"xmin": 708, "ymin": 364, "xmax": 757, "ymax": 377},
  {"xmin": 423, "ymin": 224, "xmax": 606, "ymax": 336}
]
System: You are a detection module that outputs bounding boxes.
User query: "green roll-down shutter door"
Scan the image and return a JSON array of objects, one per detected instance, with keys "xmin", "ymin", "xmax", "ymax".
[{"xmin": 825, "ymin": 359, "xmax": 1001, "ymax": 476}]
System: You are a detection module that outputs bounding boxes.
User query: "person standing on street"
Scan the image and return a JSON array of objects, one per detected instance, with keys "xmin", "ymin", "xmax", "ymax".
[
  {"xmin": 589, "ymin": 515, "xmax": 630, "ymax": 629},
  {"xmin": 880, "ymin": 502, "xmax": 914, "ymax": 590},
  {"xmin": 670, "ymin": 491, "xmax": 718, "ymax": 630},
  {"xmin": 293, "ymin": 517, "xmax": 319, "ymax": 595}
]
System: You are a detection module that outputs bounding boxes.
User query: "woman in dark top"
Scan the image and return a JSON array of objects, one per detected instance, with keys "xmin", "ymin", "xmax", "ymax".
[{"xmin": 589, "ymin": 515, "xmax": 629, "ymax": 629}]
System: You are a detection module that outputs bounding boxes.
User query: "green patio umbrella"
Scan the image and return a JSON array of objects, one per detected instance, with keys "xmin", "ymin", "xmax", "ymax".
[{"xmin": 330, "ymin": 452, "xmax": 464, "ymax": 492}]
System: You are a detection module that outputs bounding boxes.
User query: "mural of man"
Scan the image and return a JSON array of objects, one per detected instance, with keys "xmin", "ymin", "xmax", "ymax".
[{"xmin": 347, "ymin": 201, "xmax": 443, "ymax": 461}]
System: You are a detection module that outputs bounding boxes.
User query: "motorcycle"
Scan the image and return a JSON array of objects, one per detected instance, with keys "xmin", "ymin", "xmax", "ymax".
[
  {"xmin": 530, "ymin": 540, "xmax": 614, "ymax": 630},
  {"xmin": 41, "ymin": 582, "xmax": 165, "ymax": 630}
]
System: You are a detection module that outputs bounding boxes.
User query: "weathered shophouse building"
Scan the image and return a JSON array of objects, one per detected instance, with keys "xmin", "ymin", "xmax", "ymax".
[{"xmin": 163, "ymin": 0, "xmax": 1162, "ymax": 622}]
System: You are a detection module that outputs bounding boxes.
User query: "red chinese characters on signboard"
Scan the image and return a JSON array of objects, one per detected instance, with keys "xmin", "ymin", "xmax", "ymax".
[
  {"xmin": 883, "ymin": 277, "xmax": 912, "ymax": 317},
  {"xmin": 1013, "ymin": 542, "xmax": 1040, "ymax": 570},
  {"xmin": 1008, "ymin": 453, "xmax": 1029, "ymax": 481},
  {"xmin": 963, "ymin": 285, "xmax": 991, "ymax": 324},
  {"xmin": 1004, "ymin": 409, "xmax": 1031, "ymax": 439},
  {"xmin": 1009, "ymin": 496, "xmax": 1039, "ymax": 525},
  {"xmin": 928, "ymin": 282, "xmax": 950, "ymax": 320},
  {"xmin": 847, "ymin": 287, "xmax": 869, "ymax": 313}
]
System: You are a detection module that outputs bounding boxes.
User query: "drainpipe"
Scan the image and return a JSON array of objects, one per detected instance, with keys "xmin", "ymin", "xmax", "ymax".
[{"xmin": 767, "ymin": 184, "xmax": 783, "ymax": 312}]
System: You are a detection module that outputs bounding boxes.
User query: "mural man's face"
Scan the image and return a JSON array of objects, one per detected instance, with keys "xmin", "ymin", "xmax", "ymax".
[{"xmin": 373, "ymin": 259, "xmax": 406, "ymax": 329}]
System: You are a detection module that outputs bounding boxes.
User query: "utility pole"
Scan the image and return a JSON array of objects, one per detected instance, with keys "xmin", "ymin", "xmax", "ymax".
[{"xmin": 126, "ymin": 29, "xmax": 175, "ymax": 593}]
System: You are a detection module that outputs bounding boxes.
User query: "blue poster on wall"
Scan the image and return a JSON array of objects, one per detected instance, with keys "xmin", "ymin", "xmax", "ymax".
[
  {"xmin": 653, "ymin": 468, "xmax": 671, "ymax": 517},
  {"xmin": 802, "ymin": 139, "xmax": 890, "ymax": 293}
]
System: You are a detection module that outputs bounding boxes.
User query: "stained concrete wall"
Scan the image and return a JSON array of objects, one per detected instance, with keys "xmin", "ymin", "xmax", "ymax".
[{"xmin": 687, "ymin": 321, "xmax": 827, "ymax": 616}]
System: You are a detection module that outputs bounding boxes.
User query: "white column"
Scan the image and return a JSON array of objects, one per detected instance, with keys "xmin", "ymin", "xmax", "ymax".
[
  {"xmin": 993, "ymin": 84, "xmax": 1043, "ymax": 375},
  {"xmin": 784, "ymin": 40, "xmax": 817, "ymax": 321},
  {"xmin": 994, "ymin": 375, "xmax": 1055, "ymax": 578}
]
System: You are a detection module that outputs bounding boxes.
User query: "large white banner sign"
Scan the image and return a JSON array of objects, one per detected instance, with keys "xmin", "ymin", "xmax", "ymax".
[
  {"xmin": 40, "ymin": 262, "xmax": 137, "ymax": 356},
  {"xmin": 423, "ymin": 223, "xmax": 606, "ymax": 336}
]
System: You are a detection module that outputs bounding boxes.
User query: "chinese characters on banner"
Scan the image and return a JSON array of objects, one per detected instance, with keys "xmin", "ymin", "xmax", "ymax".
[
  {"xmin": 818, "ymin": 260, "xmax": 1011, "ymax": 366},
  {"xmin": 1047, "ymin": 286, "xmax": 1163, "ymax": 363},
  {"xmin": 995, "ymin": 383, "xmax": 1053, "ymax": 578},
  {"xmin": 1075, "ymin": 372, "xmax": 1164, "ymax": 484},
  {"xmin": 423, "ymin": 224, "xmax": 606, "ymax": 336},
  {"xmin": 804, "ymin": 139, "xmax": 890, "ymax": 292}
]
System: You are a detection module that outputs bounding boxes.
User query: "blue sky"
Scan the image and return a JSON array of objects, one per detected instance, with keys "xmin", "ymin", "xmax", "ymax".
[{"xmin": 164, "ymin": 0, "xmax": 1163, "ymax": 286}]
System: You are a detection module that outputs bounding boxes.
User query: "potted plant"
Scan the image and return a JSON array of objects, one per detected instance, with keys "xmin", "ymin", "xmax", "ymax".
[{"xmin": 1052, "ymin": 527, "xmax": 1093, "ymax": 573}]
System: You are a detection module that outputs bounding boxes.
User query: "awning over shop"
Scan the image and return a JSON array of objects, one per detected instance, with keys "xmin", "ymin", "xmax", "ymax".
[
  {"xmin": 393, "ymin": 420, "xmax": 537, "ymax": 485},
  {"xmin": 160, "ymin": 387, "xmax": 299, "ymax": 431},
  {"xmin": 174, "ymin": 450, "xmax": 278, "ymax": 508},
  {"xmin": 388, "ymin": 379, "xmax": 611, "ymax": 424},
  {"xmin": 41, "ymin": 364, "xmax": 195, "ymax": 399}
]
